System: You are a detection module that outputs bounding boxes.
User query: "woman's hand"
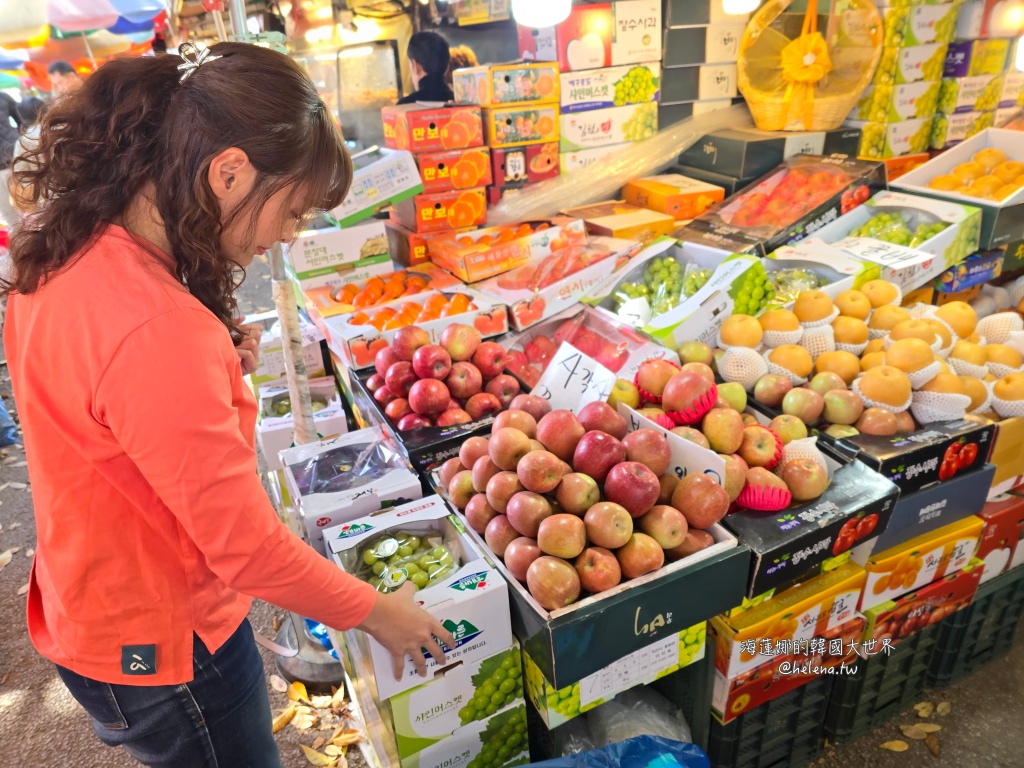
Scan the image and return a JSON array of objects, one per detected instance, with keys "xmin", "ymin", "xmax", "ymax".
[
  {"xmin": 357, "ymin": 583, "xmax": 458, "ymax": 680},
  {"xmin": 234, "ymin": 321, "xmax": 262, "ymax": 375}
]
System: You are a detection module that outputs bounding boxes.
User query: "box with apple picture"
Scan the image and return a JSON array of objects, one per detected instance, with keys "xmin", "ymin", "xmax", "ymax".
[{"xmin": 974, "ymin": 489, "xmax": 1024, "ymax": 583}]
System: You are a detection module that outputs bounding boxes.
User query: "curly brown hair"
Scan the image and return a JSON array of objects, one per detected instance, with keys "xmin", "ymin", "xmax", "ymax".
[{"xmin": 5, "ymin": 43, "xmax": 352, "ymax": 342}]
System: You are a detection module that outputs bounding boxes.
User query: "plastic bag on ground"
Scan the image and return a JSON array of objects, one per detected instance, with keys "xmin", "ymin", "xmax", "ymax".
[
  {"xmin": 587, "ymin": 687, "xmax": 693, "ymax": 747},
  {"xmin": 528, "ymin": 735, "xmax": 710, "ymax": 768},
  {"xmin": 0, "ymin": 398, "xmax": 17, "ymax": 447}
]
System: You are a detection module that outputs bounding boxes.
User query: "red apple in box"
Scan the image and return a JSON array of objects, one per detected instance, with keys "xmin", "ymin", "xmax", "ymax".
[
  {"xmin": 671, "ymin": 473, "xmax": 729, "ymax": 529},
  {"xmin": 527, "ymin": 556, "xmax": 581, "ymax": 611},
  {"xmin": 440, "ymin": 323, "xmax": 481, "ymax": 362},
  {"xmin": 504, "ymin": 537, "xmax": 542, "ymax": 582},
  {"xmin": 721, "ymin": 453, "xmax": 749, "ymax": 502},
  {"xmin": 739, "ymin": 425, "xmax": 782, "ymax": 468},
  {"xmin": 640, "ymin": 505, "xmax": 688, "ymax": 549},
  {"xmin": 536, "ymin": 410, "xmax": 585, "ymax": 461},
  {"xmin": 490, "ymin": 427, "xmax": 532, "ymax": 470},
  {"xmin": 575, "ymin": 546, "xmax": 621, "ymax": 593},
  {"xmin": 493, "ymin": 409, "xmax": 537, "ymax": 437},
  {"xmin": 702, "ymin": 408, "xmax": 744, "ymax": 455},
  {"xmin": 555, "ymin": 472, "xmax": 601, "ymax": 516},
  {"xmin": 472, "ymin": 456, "xmax": 501, "ymax": 492},
  {"xmin": 662, "ymin": 370, "xmax": 715, "ymax": 414},
  {"xmin": 517, "ymin": 450, "xmax": 566, "ymax": 493},
  {"xmin": 672, "ymin": 426, "xmax": 710, "ymax": 449},
  {"xmin": 392, "ymin": 326, "xmax": 431, "ymax": 361},
  {"xmin": 466, "ymin": 392, "xmax": 502, "ymax": 421},
  {"xmin": 617, "ymin": 533, "xmax": 665, "ymax": 579},
  {"xmin": 636, "ymin": 359, "xmax": 680, "ymax": 401},
  {"xmin": 409, "ymin": 379, "xmax": 451, "ymax": 416},
  {"xmin": 465, "ymin": 493, "xmax": 499, "ymax": 534},
  {"xmin": 446, "ymin": 362, "xmax": 484, "ymax": 399},
  {"xmin": 437, "ymin": 408, "xmax": 472, "ymax": 426},
  {"xmin": 780, "ymin": 458, "xmax": 830, "ymax": 502},
  {"xmin": 375, "ymin": 346, "xmax": 402, "ymax": 378},
  {"xmin": 486, "ymin": 471, "xmax": 524, "ymax": 513},
  {"xmin": 573, "ymin": 431, "xmax": 626, "ymax": 483},
  {"xmin": 385, "ymin": 398, "xmax": 412, "ymax": 422},
  {"xmin": 622, "ymin": 429, "xmax": 671, "ymax": 476},
  {"xmin": 485, "ymin": 374, "xmax": 520, "ymax": 409},
  {"xmin": 367, "ymin": 373, "xmax": 386, "ymax": 392},
  {"xmin": 537, "ymin": 514, "xmax": 587, "ymax": 559},
  {"xmin": 459, "ymin": 436, "xmax": 490, "ymax": 469},
  {"xmin": 472, "ymin": 342, "xmax": 508, "ymax": 378},
  {"xmin": 753, "ymin": 374, "xmax": 793, "ymax": 408},
  {"xmin": 386, "ymin": 361, "xmax": 417, "ymax": 398},
  {"xmin": 604, "ymin": 461, "xmax": 660, "ymax": 518},
  {"xmin": 507, "ymin": 491, "xmax": 553, "ymax": 537},
  {"xmin": 525, "ymin": 336, "xmax": 557, "ymax": 365},
  {"xmin": 666, "ymin": 529, "xmax": 715, "ymax": 560},
  {"xmin": 485, "ymin": 515, "xmax": 519, "ymax": 558},
  {"xmin": 412, "ymin": 344, "xmax": 452, "ymax": 381},
  {"xmin": 583, "ymin": 501, "xmax": 633, "ymax": 549},
  {"xmin": 658, "ymin": 473, "xmax": 679, "ymax": 505},
  {"xmin": 374, "ymin": 386, "xmax": 396, "ymax": 406},
  {"xmin": 577, "ymin": 401, "xmax": 628, "ymax": 439},
  {"xmin": 448, "ymin": 470, "xmax": 475, "ymax": 509},
  {"xmin": 438, "ymin": 457, "xmax": 465, "ymax": 488}
]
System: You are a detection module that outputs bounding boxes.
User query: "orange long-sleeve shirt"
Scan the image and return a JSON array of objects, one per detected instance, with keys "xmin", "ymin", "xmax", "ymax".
[{"xmin": 5, "ymin": 225, "xmax": 377, "ymax": 685}]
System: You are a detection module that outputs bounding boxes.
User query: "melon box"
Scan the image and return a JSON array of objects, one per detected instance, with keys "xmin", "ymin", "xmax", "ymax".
[
  {"xmin": 452, "ymin": 61, "xmax": 560, "ymax": 107},
  {"xmin": 382, "ymin": 104, "xmax": 484, "ymax": 153},
  {"xmin": 483, "ymin": 106, "xmax": 560, "ymax": 148}
]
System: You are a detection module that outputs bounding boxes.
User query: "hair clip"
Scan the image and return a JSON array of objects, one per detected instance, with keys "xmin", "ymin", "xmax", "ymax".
[{"xmin": 177, "ymin": 42, "xmax": 222, "ymax": 82}]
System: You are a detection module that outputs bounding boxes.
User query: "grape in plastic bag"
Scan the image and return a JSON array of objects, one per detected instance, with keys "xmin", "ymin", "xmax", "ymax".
[
  {"xmin": 357, "ymin": 532, "xmax": 456, "ymax": 592},
  {"xmin": 289, "ymin": 440, "xmax": 405, "ymax": 496},
  {"xmin": 769, "ymin": 268, "xmax": 821, "ymax": 306}
]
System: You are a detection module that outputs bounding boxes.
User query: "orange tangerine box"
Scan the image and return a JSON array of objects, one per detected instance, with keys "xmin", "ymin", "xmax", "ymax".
[
  {"xmin": 852, "ymin": 515, "xmax": 984, "ymax": 612},
  {"xmin": 415, "ymin": 147, "xmax": 493, "ymax": 193},
  {"xmin": 381, "ymin": 104, "xmax": 484, "ymax": 154},
  {"xmin": 392, "ymin": 187, "xmax": 488, "ymax": 234},
  {"xmin": 452, "ymin": 61, "xmax": 561, "ymax": 107},
  {"xmin": 428, "ymin": 218, "xmax": 586, "ymax": 283},
  {"xmin": 492, "ymin": 143, "xmax": 560, "ymax": 185},
  {"xmin": 483, "ymin": 105, "xmax": 560, "ymax": 149},
  {"xmin": 622, "ymin": 174, "xmax": 726, "ymax": 220},
  {"xmin": 710, "ymin": 561, "xmax": 866, "ymax": 680},
  {"xmin": 864, "ymin": 152, "xmax": 931, "ymax": 181},
  {"xmin": 384, "ymin": 219, "xmax": 476, "ymax": 268},
  {"xmin": 301, "ymin": 264, "xmax": 464, "ymax": 323}
]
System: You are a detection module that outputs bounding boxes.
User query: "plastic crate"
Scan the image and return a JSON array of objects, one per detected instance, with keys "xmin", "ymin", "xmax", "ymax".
[
  {"xmin": 928, "ymin": 565, "xmax": 1024, "ymax": 689},
  {"xmin": 706, "ymin": 675, "xmax": 832, "ymax": 768},
  {"xmin": 824, "ymin": 619, "xmax": 948, "ymax": 745}
]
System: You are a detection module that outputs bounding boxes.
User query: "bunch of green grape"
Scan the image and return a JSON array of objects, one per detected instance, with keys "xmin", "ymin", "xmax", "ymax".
[
  {"xmin": 618, "ymin": 256, "xmax": 684, "ymax": 316},
  {"xmin": 683, "ymin": 267, "xmax": 714, "ymax": 297},
  {"xmin": 874, "ymin": 48, "xmax": 899, "ymax": 86},
  {"xmin": 929, "ymin": 5, "xmax": 959, "ymax": 45},
  {"xmin": 970, "ymin": 111, "xmax": 996, "ymax": 136},
  {"xmin": 931, "ymin": 113, "xmax": 950, "ymax": 148},
  {"xmin": 269, "ymin": 397, "xmax": 329, "ymax": 417},
  {"xmin": 921, "ymin": 43, "xmax": 948, "ymax": 81},
  {"xmin": 938, "ymin": 79, "xmax": 960, "ymax": 114},
  {"xmin": 850, "ymin": 211, "xmax": 914, "ymax": 244},
  {"xmin": 917, "ymin": 81, "xmax": 941, "ymax": 117},
  {"xmin": 880, "ymin": 7, "xmax": 909, "ymax": 48},
  {"xmin": 945, "ymin": 214, "xmax": 981, "ymax": 265},
  {"xmin": 545, "ymin": 681, "xmax": 582, "ymax": 718},
  {"xmin": 677, "ymin": 624, "xmax": 708, "ymax": 669},
  {"xmin": 770, "ymin": 268, "xmax": 821, "ymax": 305},
  {"xmin": 614, "ymin": 66, "xmax": 658, "ymax": 106},
  {"xmin": 907, "ymin": 117, "xmax": 934, "ymax": 152},
  {"xmin": 459, "ymin": 652, "xmax": 524, "ymax": 726},
  {"xmin": 858, "ymin": 121, "xmax": 888, "ymax": 159},
  {"xmin": 621, "ymin": 103, "xmax": 658, "ymax": 142},
  {"xmin": 855, "ymin": 86, "xmax": 892, "ymax": 121},
  {"xmin": 730, "ymin": 263, "xmax": 774, "ymax": 316},
  {"xmin": 910, "ymin": 220, "xmax": 950, "ymax": 246},
  {"xmin": 976, "ymin": 76, "xmax": 1004, "ymax": 111},
  {"xmin": 358, "ymin": 532, "xmax": 455, "ymax": 592},
  {"xmin": 466, "ymin": 706, "xmax": 528, "ymax": 768}
]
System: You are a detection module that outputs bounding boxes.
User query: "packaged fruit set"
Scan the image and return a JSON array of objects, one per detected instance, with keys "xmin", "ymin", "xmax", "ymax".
[
  {"xmin": 303, "ymin": 265, "xmax": 463, "ymax": 321},
  {"xmin": 483, "ymin": 106, "xmax": 560, "ymax": 148},
  {"xmin": 873, "ymin": 43, "xmax": 948, "ymax": 86},
  {"xmin": 850, "ymin": 117, "xmax": 933, "ymax": 159},
  {"xmin": 925, "ymin": 144, "xmax": 1024, "ymax": 202},
  {"xmin": 452, "ymin": 62, "xmax": 560, "ymax": 107},
  {"xmin": 382, "ymin": 104, "xmax": 484, "ymax": 153}
]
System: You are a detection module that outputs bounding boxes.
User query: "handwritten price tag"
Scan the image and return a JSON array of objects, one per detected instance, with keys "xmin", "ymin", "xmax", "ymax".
[
  {"xmin": 531, "ymin": 343, "xmax": 617, "ymax": 414},
  {"xmin": 617, "ymin": 403, "xmax": 726, "ymax": 486}
]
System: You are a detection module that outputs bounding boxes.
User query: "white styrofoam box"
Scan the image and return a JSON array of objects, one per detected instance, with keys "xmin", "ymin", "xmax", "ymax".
[
  {"xmin": 256, "ymin": 377, "xmax": 348, "ymax": 471},
  {"xmin": 251, "ymin": 313, "xmax": 326, "ymax": 388}
]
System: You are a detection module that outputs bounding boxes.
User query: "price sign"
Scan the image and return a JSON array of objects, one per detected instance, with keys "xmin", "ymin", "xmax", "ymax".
[
  {"xmin": 531, "ymin": 343, "xmax": 617, "ymax": 414},
  {"xmin": 618, "ymin": 403, "xmax": 726, "ymax": 486},
  {"xmin": 833, "ymin": 236, "xmax": 934, "ymax": 292},
  {"xmin": 577, "ymin": 633, "xmax": 679, "ymax": 708}
]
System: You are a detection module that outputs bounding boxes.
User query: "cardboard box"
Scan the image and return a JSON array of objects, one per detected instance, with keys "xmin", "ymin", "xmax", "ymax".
[
  {"xmin": 491, "ymin": 143, "xmax": 560, "ymax": 185},
  {"xmin": 428, "ymin": 219, "xmax": 586, "ymax": 283},
  {"xmin": 659, "ymin": 99, "xmax": 743, "ymax": 128},
  {"xmin": 846, "ymin": 117, "xmax": 934, "ymax": 158},
  {"xmin": 256, "ymin": 377, "xmax": 348, "ymax": 471},
  {"xmin": 931, "ymin": 109, "xmax": 997, "ymax": 149},
  {"xmin": 385, "ymin": 220, "xmax": 476, "ymax": 268},
  {"xmin": 853, "ymin": 82, "xmax": 942, "ymax": 122},
  {"xmin": 874, "ymin": 463, "xmax": 996, "ymax": 553},
  {"xmin": 279, "ymin": 428, "xmax": 423, "ymax": 555},
  {"xmin": 382, "ymin": 104, "xmax": 484, "ymax": 154},
  {"xmin": 852, "ymin": 516, "xmax": 985, "ymax": 611},
  {"xmin": 559, "ymin": 103, "xmax": 658, "ymax": 152},
  {"xmin": 559, "ymin": 144, "xmax": 629, "ymax": 175},
  {"xmin": 944, "ymin": 38, "xmax": 1011, "ymax": 78},
  {"xmin": 866, "ymin": 153, "xmax": 932, "ymax": 181},
  {"xmin": 936, "ymin": 248, "xmax": 1003, "ymax": 292},
  {"xmin": 940, "ymin": 74, "xmax": 1006, "ymax": 113},
  {"xmin": 976, "ymin": 490, "xmax": 1024, "ymax": 582},
  {"xmin": 879, "ymin": 3, "xmax": 961, "ymax": 47},
  {"xmin": 284, "ymin": 220, "xmax": 392, "ymax": 294},
  {"xmin": 399, "ymin": 705, "xmax": 528, "ymax": 768},
  {"xmin": 250, "ymin": 313, "xmax": 327, "ymax": 388},
  {"xmin": 662, "ymin": 25, "xmax": 745, "ymax": 67},
  {"xmin": 452, "ymin": 61, "xmax": 561, "ymax": 107},
  {"xmin": 561, "ymin": 201, "xmax": 677, "ymax": 245},
  {"xmin": 483, "ymin": 105, "xmax": 560, "ymax": 149},
  {"xmin": 666, "ymin": 0, "xmax": 749, "ymax": 26},
  {"xmin": 1001, "ymin": 70, "xmax": 1024, "ymax": 106},
  {"xmin": 890, "ymin": 128, "xmax": 1024, "ymax": 248},
  {"xmin": 330, "ymin": 148, "xmax": 424, "ymax": 228},
  {"xmin": 392, "ymin": 188, "xmax": 488, "ymax": 234},
  {"xmin": 955, "ymin": 0, "xmax": 1021, "ymax": 38},
  {"xmin": 415, "ymin": 147, "xmax": 493, "ymax": 193},
  {"xmin": 558, "ymin": 63, "xmax": 661, "ymax": 114},
  {"xmin": 874, "ymin": 43, "xmax": 949, "ymax": 85},
  {"xmin": 622, "ymin": 174, "xmax": 726, "ymax": 219},
  {"xmin": 516, "ymin": 1, "xmax": 662, "ymax": 72},
  {"xmin": 659, "ymin": 64, "xmax": 738, "ymax": 104},
  {"xmin": 670, "ymin": 164, "xmax": 758, "ymax": 195}
]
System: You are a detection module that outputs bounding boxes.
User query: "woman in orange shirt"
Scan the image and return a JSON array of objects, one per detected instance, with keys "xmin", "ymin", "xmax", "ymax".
[{"xmin": 3, "ymin": 43, "xmax": 454, "ymax": 767}]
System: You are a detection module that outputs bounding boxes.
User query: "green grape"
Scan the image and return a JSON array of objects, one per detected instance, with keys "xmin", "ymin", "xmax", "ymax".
[
  {"xmin": 613, "ymin": 65, "xmax": 658, "ymax": 106},
  {"xmin": 620, "ymin": 102, "xmax": 658, "ymax": 142},
  {"xmin": 851, "ymin": 211, "xmax": 914, "ymax": 244}
]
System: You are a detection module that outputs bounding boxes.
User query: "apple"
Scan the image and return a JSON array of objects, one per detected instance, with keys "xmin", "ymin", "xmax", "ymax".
[
  {"xmin": 526, "ymin": 556, "xmax": 581, "ymax": 611},
  {"xmin": 489, "ymin": 411, "xmax": 535, "ymax": 439},
  {"xmin": 472, "ymin": 456, "xmax": 501, "ymax": 493},
  {"xmin": 666, "ymin": 529, "xmax": 715, "ymax": 560},
  {"xmin": 662, "ymin": 371, "xmax": 715, "ymax": 414},
  {"xmin": 573, "ymin": 431, "xmax": 626, "ymax": 483},
  {"xmin": 536, "ymin": 410, "xmax": 586, "ymax": 461},
  {"xmin": 440, "ymin": 323, "xmax": 482, "ymax": 362},
  {"xmin": 412, "ymin": 344, "xmax": 452, "ymax": 381},
  {"xmin": 616, "ymin": 533, "xmax": 665, "ymax": 579},
  {"xmin": 529, "ymin": 439, "xmax": 545, "ymax": 452},
  {"xmin": 782, "ymin": 388, "xmax": 824, "ymax": 425},
  {"xmin": 622, "ymin": 429, "xmax": 672, "ymax": 476},
  {"xmin": 746, "ymin": 466, "xmax": 789, "ymax": 493},
  {"xmin": 510, "ymin": 394, "xmax": 551, "ymax": 421},
  {"xmin": 577, "ymin": 401, "xmax": 628, "ymax": 439},
  {"xmin": 392, "ymin": 326, "xmax": 431, "ymax": 361},
  {"xmin": 717, "ymin": 381, "xmax": 748, "ymax": 412},
  {"xmin": 742, "ymin": 413, "xmax": 759, "ymax": 427},
  {"xmin": 769, "ymin": 414, "xmax": 808, "ymax": 445},
  {"xmin": 375, "ymin": 346, "xmax": 402, "ymax": 378},
  {"xmin": 781, "ymin": 459, "xmax": 830, "ymax": 502},
  {"xmin": 753, "ymin": 374, "xmax": 793, "ymax": 408},
  {"xmin": 409, "ymin": 379, "xmax": 451, "ymax": 416},
  {"xmin": 636, "ymin": 359, "xmax": 681, "ymax": 400},
  {"xmin": 506, "ymin": 491, "xmax": 553, "ymax": 537},
  {"xmin": 583, "ymin": 502, "xmax": 633, "ymax": 549},
  {"xmin": 721, "ymin": 453, "xmax": 749, "ymax": 502},
  {"xmin": 658, "ymin": 473, "xmax": 679, "ymax": 505},
  {"xmin": 702, "ymin": 408, "xmax": 744, "ymax": 454},
  {"xmin": 808, "ymin": 371, "xmax": 847, "ymax": 398},
  {"xmin": 484, "ymin": 515, "xmax": 520, "ymax": 558},
  {"xmin": 472, "ymin": 342, "xmax": 508, "ymax": 378},
  {"xmin": 639, "ymin": 505, "xmax": 688, "ymax": 549},
  {"xmin": 671, "ymin": 473, "xmax": 730, "ymax": 529},
  {"xmin": 397, "ymin": 413, "xmax": 431, "ymax": 431},
  {"xmin": 604, "ymin": 461, "xmax": 660, "ymax": 518},
  {"xmin": 448, "ymin": 470, "xmax": 475, "ymax": 509},
  {"xmin": 537, "ymin": 514, "xmax": 587, "ymax": 559},
  {"xmin": 385, "ymin": 398, "xmax": 412, "ymax": 422},
  {"xmin": 574, "ymin": 547, "xmax": 621, "ymax": 593},
  {"xmin": 823, "ymin": 389, "xmax": 864, "ymax": 426},
  {"xmin": 504, "ymin": 537, "xmax": 541, "ymax": 582},
  {"xmin": 555, "ymin": 473, "xmax": 601, "ymax": 516},
  {"xmin": 825, "ymin": 424, "xmax": 859, "ymax": 439},
  {"xmin": 436, "ymin": 409, "xmax": 472, "ymax": 426},
  {"xmin": 639, "ymin": 407, "xmax": 668, "ymax": 421},
  {"xmin": 367, "ymin": 373, "xmax": 386, "ymax": 392},
  {"xmin": 489, "ymin": 427, "xmax": 531, "ymax": 470},
  {"xmin": 437, "ymin": 457, "xmax": 465, "ymax": 488},
  {"xmin": 517, "ymin": 450, "xmax": 566, "ymax": 494},
  {"xmin": 671, "ymin": 426, "xmax": 710, "ymax": 449},
  {"xmin": 385, "ymin": 361, "xmax": 418, "ymax": 398},
  {"xmin": 608, "ymin": 379, "xmax": 641, "ymax": 410},
  {"xmin": 738, "ymin": 425, "xmax": 781, "ymax": 468},
  {"xmin": 446, "ymin": 362, "xmax": 484, "ymax": 399},
  {"xmin": 486, "ymin": 471, "xmax": 524, "ymax": 513},
  {"xmin": 678, "ymin": 341, "xmax": 714, "ymax": 366},
  {"xmin": 465, "ymin": 493, "xmax": 500, "ymax": 534},
  {"xmin": 682, "ymin": 362, "xmax": 715, "ymax": 383},
  {"xmin": 856, "ymin": 407, "xmax": 898, "ymax": 436},
  {"xmin": 374, "ymin": 385, "xmax": 396, "ymax": 407},
  {"xmin": 486, "ymin": 374, "xmax": 521, "ymax": 409}
]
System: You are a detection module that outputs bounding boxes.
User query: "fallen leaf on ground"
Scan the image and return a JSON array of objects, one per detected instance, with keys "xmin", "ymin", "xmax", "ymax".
[
  {"xmin": 925, "ymin": 733, "xmax": 940, "ymax": 757},
  {"xmin": 273, "ymin": 615, "xmax": 282, "ymax": 632},
  {"xmin": 900, "ymin": 724, "xmax": 928, "ymax": 740},
  {"xmin": 288, "ymin": 681, "xmax": 310, "ymax": 703},
  {"xmin": 917, "ymin": 723, "xmax": 941, "ymax": 733},
  {"xmin": 272, "ymin": 706, "xmax": 296, "ymax": 733},
  {"xmin": 293, "ymin": 710, "xmax": 318, "ymax": 730},
  {"xmin": 915, "ymin": 702, "xmax": 934, "ymax": 718},
  {"xmin": 11, "ymin": 462, "xmax": 26, "ymax": 468},
  {"xmin": 9, "ymin": 547, "xmax": 19, "ymax": 554},
  {"xmin": 8, "ymin": 482, "xmax": 26, "ymax": 490},
  {"xmin": 8, "ymin": 522, "xmax": 19, "ymax": 529},
  {"xmin": 2, "ymin": 457, "xmax": 16, "ymax": 465},
  {"xmin": 880, "ymin": 740, "xmax": 909, "ymax": 752},
  {"xmin": 17, "ymin": 584, "xmax": 29, "ymax": 596},
  {"xmin": 331, "ymin": 688, "xmax": 346, "ymax": 709},
  {"xmin": 937, "ymin": 702, "xmax": 952, "ymax": 716},
  {"xmin": 270, "ymin": 674, "xmax": 288, "ymax": 693},
  {"xmin": 24, "ymin": 549, "xmax": 33, "ymax": 557},
  {"xmin": 329, "ymin": 730, "xmax": 361, "ymax": 747},
  {"xmin": 0, "ymin": 550, "xmax": 12, "ymax": 569},
  {"xmin": 312, "ymin": 737, "xmax": 325, "ymax": 750},
  {"xmin": 299, "ymin": 744, "xmax": 334, "ymax": 766},
  {"xmin": 311, "ymin": 695, "xmax": 334, "ymax": 709},
  {"xmin": 0, "ymin": 673, "xmax": 8, "ymax": 685}
]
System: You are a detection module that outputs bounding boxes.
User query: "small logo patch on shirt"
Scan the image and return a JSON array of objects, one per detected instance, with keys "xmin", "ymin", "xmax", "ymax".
[{"xmin": 122, "ymin": 645, "xmax": 157, "ymax": 675}]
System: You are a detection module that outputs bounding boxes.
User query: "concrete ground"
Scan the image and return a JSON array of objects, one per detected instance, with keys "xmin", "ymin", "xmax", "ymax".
[{"xmin": 0, "ymin": 253, "xmax": 1021, "ymax": 767}]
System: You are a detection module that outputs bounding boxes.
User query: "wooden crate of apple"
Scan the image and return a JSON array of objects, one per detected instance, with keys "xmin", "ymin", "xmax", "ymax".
[{"xmin": 369, "ymin": 323, "xmax": 522, "ymax": 431}]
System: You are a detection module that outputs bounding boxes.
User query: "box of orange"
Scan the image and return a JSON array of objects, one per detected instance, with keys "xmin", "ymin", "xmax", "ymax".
[
  {"xmin": 302, "ymin": 264, "xmax": 464, "ymax": 323},
  {"xmin": 385, "ymin": 220, "xmax": 476, "ymax": 268},
  {"xmin": 452, "ymin": 62, "xmax": 560, "ymax": 107},
  {"xmin": 863, "ymin": 153, "xmax": 931, "ymax": 182},
  {"xmin": 428, "ymin": 218, "xmax": 586, "ymax": 283},
  {"xmin": 622, "ymin": 174, "xmax": 726, "ymax": 219},
  {"xmin": 492, "ymin": 143, "xmax": 560, "ymax": 185},
  {"xmin": 392, "ymin": 188, "xmax": 488, "ymax": 234},
  {"xmin": 483, "ymin": 105, "xmax": 560, "ymax": 148},
  {"xmin": 710, "ymin": 562, "xmax": 866, "ymax": 680},
  {"xmin": 852, "ymin": 516, "xmax": 984, "ymax": 612},
  {"xmin": 415, "ymin": 147, "xmax": 492, "ymax": 193},
  {"xmin": 381, "ymin": 104, "xmax": 483, "ymax": 153}
]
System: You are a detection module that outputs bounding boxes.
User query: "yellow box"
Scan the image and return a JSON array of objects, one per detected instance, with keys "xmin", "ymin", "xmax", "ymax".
[
  {"xmin": 934, "ymin": 285, "xmax": 982, "ymax": 306},
  {"xmin": 561, "ymin": 200, "xmax": 677, "ymax": 247},
  {"xmin": 452, "ymin": 62, "xmax": 560, "ymax": 107},
  {"xmin": 483, "ymin": 105, "xmax": 560, "ymax": 149},
  {"xmin": 985, "ymin": 416, "xmax": 1024, "ymax": 491},
  {"xmin": 622, "ymin": 174, "xmax": 726, "ymax": 220}
]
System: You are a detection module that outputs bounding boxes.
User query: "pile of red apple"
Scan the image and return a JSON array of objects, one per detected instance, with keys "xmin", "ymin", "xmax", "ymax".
[
  {"xmin": 369, "ymin": 324, "xmax": 519, "ymax": 431},
  {"xmin": 505, "ymin": 316, "xmax": 631, "ymax": 387},
  {"xmin": 438, "ymin": 396, "xmax": 724, "ymax": 612}
]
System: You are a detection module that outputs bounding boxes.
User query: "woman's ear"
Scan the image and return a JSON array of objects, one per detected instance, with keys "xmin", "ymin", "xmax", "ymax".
[{"xmin": 208, "ymin": 147, "xmax": 255, "ymax": 203}]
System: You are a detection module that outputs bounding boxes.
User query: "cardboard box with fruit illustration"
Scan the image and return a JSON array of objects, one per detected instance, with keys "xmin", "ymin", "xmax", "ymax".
[
  {"xmin": 415, "ymin": 147, "xmax": 493, "ymax": 193},
  {"xmin": 935, "ymin": 248, "xmax": 1002, "ymax": 293},
  {"xmin": 561, "ymin": 201, "xmax": 677, "ymax": 245},
  {"xmin": 385, "ymin": 220, "xmax": 477, "ymax": 269},
  {"xmin": 679, "ymin": 155, "xmax": 887, "ymax": 257},
  {"xmin": 865, "ymin": 153, "xmax": 931, "ymax": 182},
  {"xmin": 284, "ymin": 219, "xmax": 393, "ymax": 296},
  {"xmin": 330, "ymin": 148, "xmax": 424, "ymax": 228},
  {"xmin": 846, "ymin": 117, "xmax": 933, "ymax": 159},
  {"xmin": 944, "ymin": 38, "xmax": 1010, "ymax": 78},
  {"xmin": 559, "ymin": 63, "xmax": 661, "ymax": 113},
  {"xmin": 931, "ymin": 110, "xmax": 996, "ymax": 150},
  {"xmin": 862, "ymin": 558, "xmax": 985, "ymax": 646},
  {"xmin": 559, "ymin": 144, "xmax": 629, "ymax": 175},
  {"xmin": 256, "ymin": 377, "xmax": 348, "ymax": 471},
  {"xmin": 383, "ymin": 104, "xmax": 484, "ymax": 154},
  {"xmin": 879, "ymin": 2, "xmax": 960, "ymax": 47},
  {"xmin": 851, "ymin": 515, "xmax": 985, "ymax": 612},
  {"xmin": 428, "ymin": 219, "xmax": 586, "ymax": 283},
  {"xmin": 975, "ymin": 490, "xmax": 1024, "ymax": 582},
  {"xmin": 452, "ymin": 61, "xmax": 560, "ymax": 107},
  {"xmin": 559, "ymin": 103, "xmax": 658, "ymax": 152},
  {"xmin": 622, "ymin": 175, "xmax": 726, "ymax": 220},
  {"xmin": 279, "ymin": 428, "xmax": 423, "ymax": 555},
  {"xmin": 939, "ymin": 74, "xmax": 1008, "ymax": 114},
  {"xmin": 710, "ymin": 613, "xmax": 865, "ymax": 724},
  {"xmin": 483, "ymin": 106, "xmax": 560, "ymax": 149},
  {"xmin": 522, "ymin": 624, "xmax": 706, "ymax": 729},
  {"xmin": 874, "ymin": 43, "xmax": 949, "ymax": 86},
  {"xmin": 397, "ymin": 704, "xmax": 528, "ymax": 768},
  {"xmin": 327, "ymin": 496, "xmax": 514, "ymax": 700},
  {"xmin": 491, "ymin": 144, "xmax": 560, "ymax": 185},
  {"xmin": 393, "ymin": 188, "xmax": 488, "ymax": 234}
]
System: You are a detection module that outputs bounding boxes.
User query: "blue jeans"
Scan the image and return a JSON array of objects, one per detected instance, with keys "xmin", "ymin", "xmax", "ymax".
[{"xmin": 55, "ymin": 619, "xmax": 284, "ymax": 768}]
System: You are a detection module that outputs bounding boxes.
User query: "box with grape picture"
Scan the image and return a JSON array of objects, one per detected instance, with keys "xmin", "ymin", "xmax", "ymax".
[
  {"xmin": 559, "ymin": 103, "xmax": 658, "ymax": 152},
  {"xmin": 931, "ymin": 110, "xmax": 996, "ymax": 150},
  {"xmin": 846, "ymin": 117, "xmax": 933, "ymax": 158},
  {"xmin": 874, "ymin": 43, "xmax": 948, "ymax": 85},
  {"xmin": 944, "ymin": 38, "xmax": 1011, "ymax": 78},
  {"xmin": 852, "ymin": 82, "xmax": 941, "ymax": 122},
  {"xmin": 877, "ymin": 2, "xmax": 960, "ymax": 48},
  {"xmin": 559, "ymin": 144, "xmax": 629, "ymax": 175},
  {"xmin": 939, "ymin": 73, "xmax": 1009, "ymax": 114},
  {"xmin": 399, "ymin": 704, "xmax": 529, "ymax": 768},
  {"xmin": 558, "ymin": 63, "xmax": 661, "ymax": 114}
]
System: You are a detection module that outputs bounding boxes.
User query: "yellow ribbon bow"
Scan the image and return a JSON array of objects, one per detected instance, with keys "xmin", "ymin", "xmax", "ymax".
[{"xmin": 779, "ymin": 9, "xmax": 833, "ymax": 130}]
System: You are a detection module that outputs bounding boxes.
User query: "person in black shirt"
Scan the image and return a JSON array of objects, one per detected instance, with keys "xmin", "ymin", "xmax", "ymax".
[{"xmin": 398, "ymin": 32, "xmax": 454, "ymax": 104}]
